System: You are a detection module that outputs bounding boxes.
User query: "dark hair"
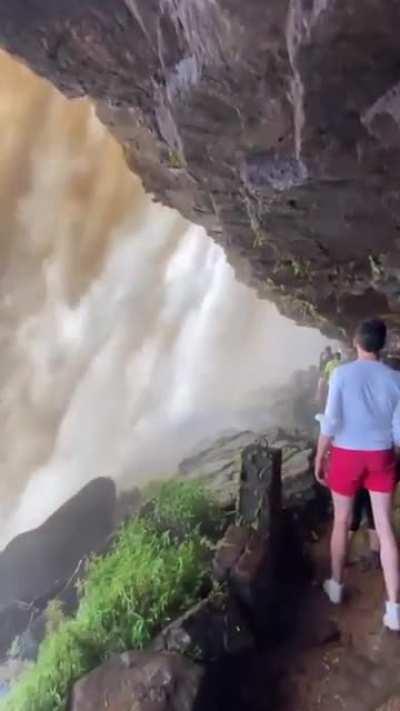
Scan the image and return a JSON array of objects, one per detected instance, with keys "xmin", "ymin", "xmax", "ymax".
[
  {"xmin": 355, "ymin": 319, "xmax": 387, "ymax": 353},
  {"xmin": 335, "ymin": 352, "xmax": 341, "ymax": 360}
]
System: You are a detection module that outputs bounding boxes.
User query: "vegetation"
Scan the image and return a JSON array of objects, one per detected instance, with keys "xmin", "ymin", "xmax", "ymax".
[
  {"xmin": 1, "ymin": 481, "xmax": 222, "ymax": 711},
  {"xmin": 167, "ymin": 149, "xmax": 185, "ymax": 169}
]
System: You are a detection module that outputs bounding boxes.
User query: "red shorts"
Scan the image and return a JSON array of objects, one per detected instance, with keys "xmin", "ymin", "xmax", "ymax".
[{"xmin": 327, "ymin": 447, "xmax": 396, "ymax": 497}]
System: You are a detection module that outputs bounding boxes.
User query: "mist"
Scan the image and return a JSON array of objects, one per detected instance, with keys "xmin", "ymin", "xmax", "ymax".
[{"xmin": 0, "ymin": 50, "xmax": 329, "ymax": 546}]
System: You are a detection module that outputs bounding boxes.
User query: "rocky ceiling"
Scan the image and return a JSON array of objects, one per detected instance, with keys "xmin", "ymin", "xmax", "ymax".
[{"xmin": 1, "ymin": 0, "xmax": 400, "ymax": 337}]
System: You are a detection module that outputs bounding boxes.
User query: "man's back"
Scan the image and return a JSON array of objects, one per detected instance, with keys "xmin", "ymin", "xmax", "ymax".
[{"xmin": 323, "ymin": 360, "xmax": 400, "ymax": 450}]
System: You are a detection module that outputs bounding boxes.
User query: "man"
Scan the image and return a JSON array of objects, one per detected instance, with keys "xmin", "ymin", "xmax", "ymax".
[
  {"xmin": 320, "ymin": 346, "xmax": 333, "ymax": 374},
  {"xmin": 324, "ymin": 351, "xmax": 341, "ymax": 381},
  {"xmin": 316, "ymin": 346, "xmax": 333, "ymax": 408},
  {"xmin": 315, "ymin": 319, "xmax": 400, "ymax": 631}
]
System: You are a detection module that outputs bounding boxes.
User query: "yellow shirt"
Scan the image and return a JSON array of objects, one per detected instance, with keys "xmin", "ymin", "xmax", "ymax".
[{"xmin": 324, "ymin": 358, "xmax": 340, "ymax": 381}]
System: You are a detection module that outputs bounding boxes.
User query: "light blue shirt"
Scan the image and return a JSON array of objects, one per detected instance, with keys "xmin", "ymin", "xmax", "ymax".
[{"xmin": 321, "ymin": 360, "xmax": 400, "ymax": 450}]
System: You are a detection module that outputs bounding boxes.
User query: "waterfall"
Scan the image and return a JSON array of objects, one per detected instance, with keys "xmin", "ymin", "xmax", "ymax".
[{"xmin": 0, "ymin": 50, "xmax": 329, "ymax": 545}]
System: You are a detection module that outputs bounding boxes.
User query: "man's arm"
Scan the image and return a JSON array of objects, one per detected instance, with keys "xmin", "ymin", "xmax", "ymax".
[
  {"xmin": 392, "ymin": 394, "xmax": 400, "ymax": 456},
  {"xmin": 315, "ymin": 369, "xmax": 342, "ymax": 485}
]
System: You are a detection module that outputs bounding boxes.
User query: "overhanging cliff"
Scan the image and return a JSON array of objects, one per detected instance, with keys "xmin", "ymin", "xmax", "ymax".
[{"xmin": 1, "ymin": 0, "xmax": 400, "ymax": 336}]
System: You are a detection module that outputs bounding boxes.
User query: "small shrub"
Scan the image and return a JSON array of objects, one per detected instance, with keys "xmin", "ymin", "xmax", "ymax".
[
  {"xmin": 46, "ymin": 600, "xmax": 66, "ymax": 637},
  {"xmin": 148, "ymin": 480, "xmax": 223, "ymax": 540},
  {"xmin": 1, "ymin": 481, "xmax": 222, "ymax": 711}
]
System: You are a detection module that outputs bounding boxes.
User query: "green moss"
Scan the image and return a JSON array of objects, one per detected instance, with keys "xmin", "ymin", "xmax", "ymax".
[
  {"xmin": 167, "ymin": 149, "xmax": 184, "ymax": 169},
  {"xmin": 2, "ymin": 481, "xmax": 222, "ymax": 711}
]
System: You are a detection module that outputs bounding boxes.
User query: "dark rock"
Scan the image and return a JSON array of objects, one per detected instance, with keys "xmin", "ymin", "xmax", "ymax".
[
  {"xmin": 282, "ymin": 448, "xmax": 316, "ymax": 508},
  {"xmin": 213, "ymin": 525, "xmax": 250, "ymax": 581},
  {"xmin": 0, "ymin": 602, "xmax": 33, "ymax": 659},
  {"xmin": 70, "ymin": 651, "xmax": 209, "ymax": 711},
  {"xmin": 180, "ymin": 430, "xmax": 257, "ymax": 509},
  {"xmin": 114, "ymin": 487, "xmax": 142, "ymax": 528},
  {"xmin": 13, "ymin": 527, "xmax": 121, "ymax": 663},
  {"xmin": 2, "ymin": 4, "xmax": 400, "ymax": 333},
  {"xmin": 213, "ymin": 525, "xmax": 271, "ymax": 606},
  {"xmin": 238, "ymin": 437, "xmax": 282, "ymax": 531},
  {"xmin": 0, "ymin": 477, "xmax": 116, "ymax": 607},
  {"xmin": 12, "ymin": 612, "xmax": 46, "ymax": 663},
  {"xmin": 152, "ymin": 597, "xmax": 253, "ymax": 662},
  {"xmin": 231, "ymin": 530, "xmax": 269, "ymax": 588}
]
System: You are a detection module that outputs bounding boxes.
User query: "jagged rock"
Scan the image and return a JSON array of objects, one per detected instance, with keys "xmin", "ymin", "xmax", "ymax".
[
  {"xmin": 281, "ymin": 448, "xmax": 316, "ymax": 508},
  {"xmin": 152, "ymin": 597, "xmax": 253, "ymax": 662},
  {"xmin": 231, "ymin": 529, "xmax": 269, "ymax": 588},
  {"xmin": 0, "ymin": 478, "xmax": 116, "ymax": 607},
  {"xmin": 213, "ymin": 525, "xmax": 271, "ymax": 606},
  {"xmin": 2, "ymin": 4, "xmax": 400, "ymax": 334},
  {"xmin": 12, "ymin": 530, "xmax": 120, "ymax": 662},
  {"xmin": 213, "ymin": 525, "xmax": 250, "ymax": 581},
  {"xmin": 180, "ymin": 430, "xmax": 256, "ymax": 508},
  {"xmin": 70, "ymin": 651, "xmax": 210, "ymax": 711},
  {"xmin": 180, "ymin": 427, "xmax": 316, "ymax": 511},
  {"xmin": 0, "ymin": 602, "xmax": 33, "ymax": 659},
  {"xmin": 239, "ymin": 437, "xmax": 282, "ymax": 530}
]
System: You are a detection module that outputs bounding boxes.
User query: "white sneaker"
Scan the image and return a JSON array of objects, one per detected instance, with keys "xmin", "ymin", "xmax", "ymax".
[
  {"xmin": 383, "ymin": 601, "xmax": 400, "ymax": 631},
  {"xmin": 323, "ymin": 578, "xmax": 344, "ymax": 604}
]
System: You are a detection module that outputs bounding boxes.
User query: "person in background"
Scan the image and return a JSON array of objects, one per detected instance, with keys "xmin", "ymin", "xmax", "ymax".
[
  {"xmin": 316, "ymin": 346, "xmax": 333, "ymax": 408},
  {"xmin": 324, "ymin": 351, "xmax": 342, "ymax": 382},
  {"xmin": 315, "ymin": 319, "xmax": 400, "ymax": 631},
  {"xmin": 320, "ymin": 346, "xmax": 333, "ymax": 373}
]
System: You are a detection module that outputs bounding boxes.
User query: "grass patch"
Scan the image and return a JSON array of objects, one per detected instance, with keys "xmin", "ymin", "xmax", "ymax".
[{"xmin": 2, "ymin": 481, "xmax": 222, "ymax": 711}]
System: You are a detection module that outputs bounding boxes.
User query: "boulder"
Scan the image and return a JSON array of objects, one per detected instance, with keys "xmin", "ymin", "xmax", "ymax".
[
  {"xmin": 281, "ymin": 448, "xmax": 316, "ymax": 508},
  {"xmin": 152, "ymin": 597, "xmax": 253, "ymax": 662},
  {"xmin": 0, "ymin": 478, "xmax": 116, "ymax": 607},
  {"xmin": 70, "ymin": 651, "xmax": 209, "ymax": 711},
  {"xmin": 180, "ymin": 431, "xmax": 257, "ymax": 509}
]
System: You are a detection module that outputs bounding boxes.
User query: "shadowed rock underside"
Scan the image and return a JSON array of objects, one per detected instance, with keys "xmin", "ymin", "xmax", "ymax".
[{"xmin": 1, "ymin": 1, "xmax": 400, "ymax": 336}]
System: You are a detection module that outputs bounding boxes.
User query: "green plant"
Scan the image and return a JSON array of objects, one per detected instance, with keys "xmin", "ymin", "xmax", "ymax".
[
  {"xmin": 45, "ymin": 600, "xmax": 66, "ymax": 637},
  {"xmin": 167, "ymin": 149, "xmax": 184, "ymax": 169},
  {"xmin": 147, "ymin": 480, "xmax": 223, "ymax": 540},
  {"xmin": 1, "ymin": 482, "xmax": 222, "ymax": 711}
]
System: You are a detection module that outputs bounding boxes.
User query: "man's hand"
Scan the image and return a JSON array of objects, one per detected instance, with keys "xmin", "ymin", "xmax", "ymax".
[
  {"xmin": 314, "ymin": 456, "xmax": 327, "ymax": 487},
  {"xmin": 314, "ymin": 433, "xmax": 332, "ymax": 488}
]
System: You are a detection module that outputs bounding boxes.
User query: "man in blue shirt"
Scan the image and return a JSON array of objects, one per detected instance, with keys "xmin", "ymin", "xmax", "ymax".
[{"xmin": 315, "ymin": 319, "xmax": 400, "ymax": 631}]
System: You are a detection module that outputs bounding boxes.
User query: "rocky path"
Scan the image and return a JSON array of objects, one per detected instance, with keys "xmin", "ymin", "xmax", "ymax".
[{"xmin": 270, "ymin": 529, "xmax": 400, "ymax": 711}]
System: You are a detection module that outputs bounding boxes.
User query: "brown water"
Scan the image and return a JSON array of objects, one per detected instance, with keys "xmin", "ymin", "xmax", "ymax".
[{"xmin": 0, "ymin": 50, "xmax": 330, "ymax": 545}]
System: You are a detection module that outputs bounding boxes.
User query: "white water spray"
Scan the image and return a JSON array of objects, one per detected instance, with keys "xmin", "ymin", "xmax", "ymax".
[{"xmin": 0, "ymin": 51, "xmax": 329, "ymax": 545}]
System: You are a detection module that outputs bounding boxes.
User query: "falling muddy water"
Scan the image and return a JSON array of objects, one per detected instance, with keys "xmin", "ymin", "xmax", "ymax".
[{"xmin": 0, "ymin": 50, "xmax": 329, "ymax": 545}]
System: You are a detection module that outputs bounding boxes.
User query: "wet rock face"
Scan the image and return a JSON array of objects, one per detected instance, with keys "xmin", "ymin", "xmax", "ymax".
[
  {"xmin": 2, "ymin": 2, "xmax": 400, "ymax": 334},
  {"xmin": 0, "ymin": 477, "xmax": 116, "ymax": 607}
]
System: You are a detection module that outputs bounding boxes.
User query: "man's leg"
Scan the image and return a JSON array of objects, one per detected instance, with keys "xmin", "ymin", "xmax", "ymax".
[
  {"xmin": 369, "ymin": 491, "xmax": 399, "ymax": 603},
  {"xmin": 364, "ymin": 491, "xmax": 380, "ymax": 554},
  {"xmin": 331, "ymin": 491, "xmax": 354, "ymax": 584}
]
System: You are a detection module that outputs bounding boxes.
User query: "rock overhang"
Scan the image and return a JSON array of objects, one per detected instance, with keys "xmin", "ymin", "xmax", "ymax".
[{"xmin": 1, "ymin": 1, "xmax": 400, "ymax": 337}]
